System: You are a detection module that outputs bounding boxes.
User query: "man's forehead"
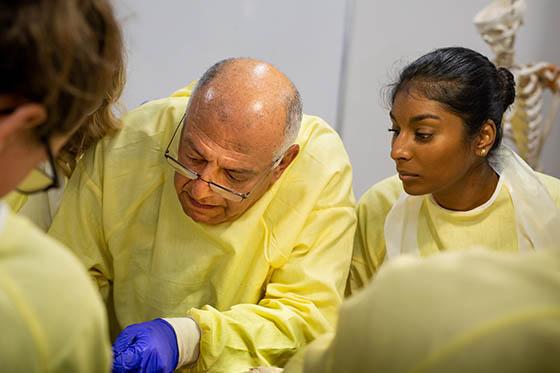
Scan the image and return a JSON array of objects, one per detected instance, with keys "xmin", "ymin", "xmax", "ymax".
[
  {"xmin": 181, "ymin": 114, "xmax": 280, "ymax": 167},
  {"xmin": 186, "ymin": 91, "xmax": 284, "ymax": 144}
]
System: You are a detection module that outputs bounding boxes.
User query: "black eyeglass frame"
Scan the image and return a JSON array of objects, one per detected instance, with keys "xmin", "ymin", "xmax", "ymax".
[{"xmin": 16, "ymin": 136, "xmax": 60, "ymax": 195}]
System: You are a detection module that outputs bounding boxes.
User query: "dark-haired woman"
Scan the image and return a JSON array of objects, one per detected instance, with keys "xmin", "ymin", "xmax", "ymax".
[{"xmin": 348, "ymin": 47, "xmax": 560, "ymax": 292}]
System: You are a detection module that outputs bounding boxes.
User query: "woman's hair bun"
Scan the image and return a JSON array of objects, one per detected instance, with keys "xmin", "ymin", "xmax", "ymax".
[{"xmin": 497, "ymin": 67, "xmax": 516, "ymax": 110}]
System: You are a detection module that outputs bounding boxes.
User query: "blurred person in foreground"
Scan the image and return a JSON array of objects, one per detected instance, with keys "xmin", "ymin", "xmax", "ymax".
[{"xmin": 0, "ymin": 0, "xmax": 124, "ymax": 371}]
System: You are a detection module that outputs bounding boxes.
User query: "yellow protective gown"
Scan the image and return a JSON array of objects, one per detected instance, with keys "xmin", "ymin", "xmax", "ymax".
[
  {"xmin": 348, "ymin": 173, "xmax": 560, "ymax": 292},
  {"xmin": 48, "ymin": 84, "xmax": 356, "ymax": 372},
  {"xmin": 0, "ymin": 203, "xmax": 111, "ymax": 372},
  {"xmin": 285, "ymin": 248, "xmax": 560, "ymax": 373},
  {"xmin": 4, "ymin": 178, "xmax": 66, "ymax": 231}
]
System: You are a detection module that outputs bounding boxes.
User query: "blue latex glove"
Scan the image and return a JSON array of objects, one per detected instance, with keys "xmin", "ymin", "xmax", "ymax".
[{"xmin": 112, "ymin": 318, "xmax": 179, "ymax": 373}]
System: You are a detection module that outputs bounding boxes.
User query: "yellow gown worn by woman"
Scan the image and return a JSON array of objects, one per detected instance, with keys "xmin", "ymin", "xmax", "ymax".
[
  {"xmin": 5, "ymin": 178, "xmax": 66, "ymax": 231},
  {"xmin": 285, "ymin": 247, "xmax": 560, "ymax": 373},
  {"xmin": 348, "ymin": 156, "xmax": 560, "ymax": 292},
  {"xmin": 0, "ymin": 203, "xmax": 111, "ymax": 372}
]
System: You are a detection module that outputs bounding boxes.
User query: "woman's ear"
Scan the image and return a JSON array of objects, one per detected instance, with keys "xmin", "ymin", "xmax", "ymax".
[
  {"xmin": 0, "ymin": 102, "xmax": 47, "ymax": 144},
  {"xmin": 474, "ymin": 119, "xmax": 497, "ymax": 157}
]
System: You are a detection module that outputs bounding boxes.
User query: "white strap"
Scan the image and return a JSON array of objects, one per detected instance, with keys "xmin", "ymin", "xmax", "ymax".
[
  {"xmin": 489, "ymin": 145, "xmax": 560, "ymax": 251},
  {"xmin": 163, "ymin": 317, "xmax": 201, "ymax": 368},
  {"xmin": 384, "ymin": 193, "xmax": 423, "ymax": 261}
]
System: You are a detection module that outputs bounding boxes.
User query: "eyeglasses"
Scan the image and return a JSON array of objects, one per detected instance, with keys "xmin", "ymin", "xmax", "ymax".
[
  {"xmin": 17, "ymin": 136, "xmax": 60, "ymax": 195},
  {"xmin": 164, "ymin": 113, "xmax": 282, "ymax": 202}
]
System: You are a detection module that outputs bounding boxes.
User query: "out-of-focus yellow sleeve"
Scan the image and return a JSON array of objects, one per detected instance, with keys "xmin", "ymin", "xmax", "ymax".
[
  {"xmin": 283, "ymin": 332, "xmax": 335, "ymax": 373},
  {"xmin": 1, "ymin": 209, "xmax": 111, "ymax": 373},
  {"xmin": 296, "ymin": 249, "xmax": 560, "ymax": 373},
  {"xmin": 346, "ymin": 175, "xmax": 402, "ymax": 295},
  {"xmin": 48, "ymin": 142, "xmax": 113, "ymax": 302},
  {"xmin": 188, "ymin": 152, "xmax": 357, "ymax": 372}
]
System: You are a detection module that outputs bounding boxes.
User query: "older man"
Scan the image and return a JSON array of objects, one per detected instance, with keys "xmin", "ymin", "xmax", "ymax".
[{"xmin": 49, "ymin": 58, "xmax": 356, "ymax": 372}]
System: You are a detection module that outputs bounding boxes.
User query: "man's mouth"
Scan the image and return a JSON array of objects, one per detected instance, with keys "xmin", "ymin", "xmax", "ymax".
[{"xmin": 188, "ymin": 195, "xmax": 217, "ymax": 210}]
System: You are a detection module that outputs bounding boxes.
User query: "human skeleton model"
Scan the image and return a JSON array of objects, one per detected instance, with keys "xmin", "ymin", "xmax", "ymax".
[{"xmin": 474, "ymin": 0, "xmax": 560, "ymax": 169}]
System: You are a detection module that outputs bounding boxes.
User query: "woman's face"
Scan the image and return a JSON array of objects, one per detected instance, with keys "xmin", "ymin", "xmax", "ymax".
[
  {"xmin": 0, "ymin": 96, "xmax": 73, "ymax": 198},
  {"xmin": 389, "ymin": 90, "xmax": 480, "ymax": 196}
]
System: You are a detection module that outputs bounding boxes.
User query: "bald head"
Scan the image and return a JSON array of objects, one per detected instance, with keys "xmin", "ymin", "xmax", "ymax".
[
  {"xmin": 175, "ymin": 58, "xmax": 303, "ymax": 225},
  {"xmin": 190, "ymin": 58, "xmax": 302, "ymax": 157}
]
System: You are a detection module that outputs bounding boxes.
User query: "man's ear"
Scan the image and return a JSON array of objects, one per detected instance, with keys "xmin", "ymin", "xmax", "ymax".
[
  {"xmin": 271, "ymin": 143, "xmax": 300, "ymax": 182},
  {"xmin": 0, "ymin": 102, "xmax": 47, "ymax": 144}
]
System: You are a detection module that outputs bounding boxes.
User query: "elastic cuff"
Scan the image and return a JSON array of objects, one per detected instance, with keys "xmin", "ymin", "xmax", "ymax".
[{"xmin": 163, "ymin": 317, "xmax": 201, "ymax": 368}]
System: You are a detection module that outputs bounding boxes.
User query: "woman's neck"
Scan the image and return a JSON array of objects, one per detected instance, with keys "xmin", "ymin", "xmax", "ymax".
[{"xmin": 433, "ymin": 161, "xmax": 499, "ymax": 211}]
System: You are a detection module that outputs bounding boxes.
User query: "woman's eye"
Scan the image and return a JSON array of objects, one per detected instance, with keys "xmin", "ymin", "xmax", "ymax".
[
  {"xmin": 388, "ymin": 128, "xmax": 400, "ymax": 136},
  {"xmin": 415, "ymin": 133, "xmax": 432, "ymax": 141}
]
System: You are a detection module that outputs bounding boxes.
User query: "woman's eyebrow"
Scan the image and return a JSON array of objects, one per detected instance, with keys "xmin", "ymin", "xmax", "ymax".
[{"xmin": 409, "ymin": 113, "xmax": 441, "ymax": 123}]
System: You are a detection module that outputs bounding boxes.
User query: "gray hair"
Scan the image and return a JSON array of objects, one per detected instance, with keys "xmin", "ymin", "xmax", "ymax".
[
  {"xmin": 280, "ymin": 87, "xmax": 302, "ymax": 158},
  {"xmin": 193, "ymin": 57, "xmax": 303, "ymax": 160}
]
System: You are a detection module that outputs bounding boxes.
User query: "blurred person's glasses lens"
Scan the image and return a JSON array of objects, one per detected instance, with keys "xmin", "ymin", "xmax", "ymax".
[{"xmin": 17, "ymin": 136, "xmax": 60, "ymax": 195}]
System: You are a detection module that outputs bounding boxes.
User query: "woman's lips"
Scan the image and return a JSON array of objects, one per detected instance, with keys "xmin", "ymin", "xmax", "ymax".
[{"xmin": 397, "ymin": 170, "xmax": 420, "ymax": 181}]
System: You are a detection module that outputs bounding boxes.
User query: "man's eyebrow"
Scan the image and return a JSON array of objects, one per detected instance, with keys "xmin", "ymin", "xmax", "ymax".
[
  {"xmin": 225, "ymin": 167, "xmax": 258, "ymax": 176},
  {"xmin": 183, "ymin": 137, "xmax": 205, "ymax": 157},
  {"xmin": 183, "ymin": 137, "xmax": 259, "ymax": 175}
]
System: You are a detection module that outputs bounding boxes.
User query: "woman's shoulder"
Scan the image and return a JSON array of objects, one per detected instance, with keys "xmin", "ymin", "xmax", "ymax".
[
  {"xmin": 358, "ymin": 175, "xmax": 403, "ymax": 213},
  {"xmin": 0, "ymin": 210, "xmax": 110, "ymax": 370},
  {"xmin": 0, "ymin": 209, "xmax": 108, "ymax": 335}
]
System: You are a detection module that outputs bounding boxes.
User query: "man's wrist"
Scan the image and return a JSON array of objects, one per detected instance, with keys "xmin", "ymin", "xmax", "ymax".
[{"xmin": 163, "ymin": 317, "xmax": 201, "ymax": 368}]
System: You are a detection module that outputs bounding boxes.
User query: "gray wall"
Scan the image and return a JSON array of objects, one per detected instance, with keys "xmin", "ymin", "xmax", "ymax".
[
  {"xmin": 115, "ymin": 0, "xmax": 560, "ymax": 197},
  {"xmin": 114, "ymin": 0, "xmax": 345, "ymax": 126}
]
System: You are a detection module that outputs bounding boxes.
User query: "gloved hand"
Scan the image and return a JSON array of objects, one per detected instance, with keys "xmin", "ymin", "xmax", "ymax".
[{"xmin": 112, "ymin": 318, "xmax": 179, "ymax": 373}]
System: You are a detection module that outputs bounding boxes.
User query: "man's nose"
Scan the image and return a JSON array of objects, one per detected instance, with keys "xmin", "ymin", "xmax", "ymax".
[{"xmin": 188, "ymin": 164, "xmax": 220, "ymax": 200}]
